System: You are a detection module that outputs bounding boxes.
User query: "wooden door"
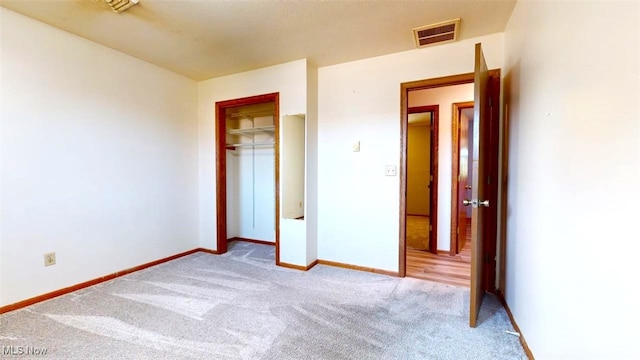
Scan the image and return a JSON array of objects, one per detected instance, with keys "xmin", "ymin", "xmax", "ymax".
[
  {"xmin": 457, "ymin": 113, "xmax": 470, "ymax": 253},
  {"xmin": 469, "ymin": 43, "xmax": 491, "ymax": 327}
]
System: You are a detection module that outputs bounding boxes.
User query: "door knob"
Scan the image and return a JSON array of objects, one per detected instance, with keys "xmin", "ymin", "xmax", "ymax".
[
  {"xmin": 479, "ymin": 200, "xmax": 489, "ymax": 207},
  {"xmin": 462, "ymin": 199, "xmax": 475, "ymax": 207},
  {"xmin": 465, "ymin": 185, "xmax": 472, "ymax": 189}
]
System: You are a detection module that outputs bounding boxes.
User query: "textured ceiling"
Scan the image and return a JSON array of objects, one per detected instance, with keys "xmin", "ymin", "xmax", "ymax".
[{"xmin": 0, "ymin": 0, "xmax": 516, "ymax": 80}]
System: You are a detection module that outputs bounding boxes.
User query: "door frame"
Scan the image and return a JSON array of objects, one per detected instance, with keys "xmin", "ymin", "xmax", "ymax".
[
  {"xmin": 399, "ymin": 72, "xmax": 500, "ymax": 290},
  {"xmin": 450, "ymin": 101, "xmax": 475, "ymax": 255},
  {"xmin": 215, "ymin": 92, "xmax": 280, "ymax": 264},
  {"xmin": 406, "ymin": 105, "xmax": 439, "ymax": 253}
]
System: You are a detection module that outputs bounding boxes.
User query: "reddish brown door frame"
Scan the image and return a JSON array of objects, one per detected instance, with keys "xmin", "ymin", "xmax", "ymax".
[
  {"xmin": 407, "ymin": 105, "xmax": 439, "ymax": 254},
  {"xmin": 450, "ymin": 101, "xmax": 475, "ymax": 255},
  {"xmin": 215, "ymin": 93, "xmax": 280, "ymax": 264},
  {"xmin": 399, "ymin": 71, "xmax": 500, "ymax": 293}
]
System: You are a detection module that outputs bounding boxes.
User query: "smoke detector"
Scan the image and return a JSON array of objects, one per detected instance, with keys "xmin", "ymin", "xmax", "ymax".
[
  {"xmin": 413, "ymin": 18, "xmax": 461, "ymax": 48},
  {"xmin": 98, "ymin": 0, "xmax": 139, "ymax": 13}
]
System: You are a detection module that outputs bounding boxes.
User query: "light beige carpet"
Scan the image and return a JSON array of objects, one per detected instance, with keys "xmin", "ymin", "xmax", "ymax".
[{"xmin": 0, "ymin": 242, "xmax": 526, "ymax": 359}]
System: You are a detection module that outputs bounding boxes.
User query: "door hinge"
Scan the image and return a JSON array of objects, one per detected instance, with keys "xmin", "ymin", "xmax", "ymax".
[
  {"xmin": 489, "ymin": 97, "xmax": 493, "ymax": 107},
  {"xmin": 429, "ymin": 225, "xmax": 433, "ymax": 232},
  {"xmin": 456, "ymin": 227, "xmax": 459, "ymax": 235},
  {"xmin": 484, "ymin": 253, "xmax": 490, "ymax": 264},
  {"xmin": 430, "ymin": 175, "xmax": 433, "ymax": 182},
  {"xmin": 487, "ymin": 175, "xmax": 492, "ymax": 185}
]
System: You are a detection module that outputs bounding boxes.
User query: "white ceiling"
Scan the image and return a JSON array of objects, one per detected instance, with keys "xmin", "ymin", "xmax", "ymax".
[{"xmin": 0, "ymin": 0, "xmax": 516, "ymax": 81}]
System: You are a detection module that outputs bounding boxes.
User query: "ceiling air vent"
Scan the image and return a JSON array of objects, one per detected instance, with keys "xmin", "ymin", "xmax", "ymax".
[
  {"xmin": 94, "ymin": 0, "xmax": 139, "ymax": 13},
  {"xmin": 413, "ymin": 18, "xmax": 461, "ymax": 48}
]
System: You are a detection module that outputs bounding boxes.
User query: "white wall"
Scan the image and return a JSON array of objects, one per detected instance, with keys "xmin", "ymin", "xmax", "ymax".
[
  {"xmin": 317, "ymin": 33, "xmax": 503, "ymax": 271},
  {"xmin": 0, "ymin": 11, "xmax": 4, "ymax": 305},
  {"xmin": 0, "ymin": 9, "xmax": 199, "ymax": 306},
  {"xmin": 198, "ymin": 59, "xmax": 311, "ymax": 265},
  {"xmin": 503, "ymin": 1, "xmax": 639, "ymax": 358},
  {"xmin": 409, "ymin": 84, "xmax": 474, "ymax": 250},
  {"xmin": 281, "ymin": 115, "xmax": 305, "ymax": 220},
  {"xmin": 305, "ymin": 63, "xmax": 319, "ymax": 265}
]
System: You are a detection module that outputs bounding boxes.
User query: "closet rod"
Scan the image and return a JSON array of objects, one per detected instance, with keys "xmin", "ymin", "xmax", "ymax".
[{"xmin": 228, "ymin": 110, "xmax": 275, "ymax": 118}]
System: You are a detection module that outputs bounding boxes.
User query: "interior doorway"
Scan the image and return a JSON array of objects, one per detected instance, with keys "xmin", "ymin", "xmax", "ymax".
[
  {"xmin": 215, "ymin": 93, "xmax": 280, "ymax": 263},
  {"xmin": 399, "ymin": 67, "xmax": 501, "ymax": 297},
  {"xmin": 406, "ymin": 105, "xmax": 438, "ymax": 254},
  {"xmin": 402, "ymin": 81, "xmax": 474, "ymax": 287}
]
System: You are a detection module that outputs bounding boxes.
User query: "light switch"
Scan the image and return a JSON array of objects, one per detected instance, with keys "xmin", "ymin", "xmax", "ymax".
[
  {"xmin": 353, "ymin": 141, "xmax": 360, "ymax": 152},
  {"xmin": 385, "ymin": 165, "xmax": 397, "ymax": 176}
]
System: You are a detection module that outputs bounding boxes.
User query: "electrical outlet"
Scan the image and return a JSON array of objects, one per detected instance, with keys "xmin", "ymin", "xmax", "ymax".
[
  {"xmin": 385, "ymin": 165, "xmax": 397, "ymax": 176},
  {"xmin": 44, "ymin": 252, "xmax": 56, "ymax": 267}
]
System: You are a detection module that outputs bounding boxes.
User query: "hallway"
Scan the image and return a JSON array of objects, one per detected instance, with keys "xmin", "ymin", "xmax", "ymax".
[{"xmin": 406, "ymin": 224, "xmax": 471, "ymax": 287}]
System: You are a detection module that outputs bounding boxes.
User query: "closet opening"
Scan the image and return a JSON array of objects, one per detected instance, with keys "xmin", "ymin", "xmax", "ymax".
[{"xmin": 215, "ymin": 93, "xmax": 280, "ymax": 263}]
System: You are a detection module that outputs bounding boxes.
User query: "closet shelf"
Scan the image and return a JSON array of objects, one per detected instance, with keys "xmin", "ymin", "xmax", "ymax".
[
  {"xmin": 226, "ymin": 141, "xmax": 275, "ymax": 150},
  {"xmin": 227, "ymin": 126, "xmax": 275, "ymax": 136}
]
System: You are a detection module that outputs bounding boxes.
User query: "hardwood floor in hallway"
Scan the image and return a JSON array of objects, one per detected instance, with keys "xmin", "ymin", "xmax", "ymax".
[
  {"xmin": 406, "ymin": 215, "xmax": 430, "ymax": 251},
  {"xmin": 406, "ymin": 224, "xmax": 471, "ymax": 287}
]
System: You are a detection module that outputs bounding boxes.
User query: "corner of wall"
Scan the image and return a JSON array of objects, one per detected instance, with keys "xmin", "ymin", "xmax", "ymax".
[{"xmin": 306, "ymin": 60, "xmax": 319, "ymax": 264}]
